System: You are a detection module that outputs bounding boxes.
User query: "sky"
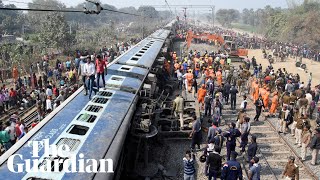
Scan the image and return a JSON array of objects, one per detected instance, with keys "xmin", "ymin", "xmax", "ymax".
[{"xmin": 3, "ymin": 0, "xmax": 289, "ymax": 10}]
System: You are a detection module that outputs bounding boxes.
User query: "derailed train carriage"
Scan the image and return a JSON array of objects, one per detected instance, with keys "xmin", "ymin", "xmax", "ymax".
[{"xmin": 0, "ymin": 20, "xmax": 177, "ymax": 180}]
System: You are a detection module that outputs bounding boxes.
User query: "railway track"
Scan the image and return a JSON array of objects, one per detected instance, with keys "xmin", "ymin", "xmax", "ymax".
[
  {"xmin": 223, "ymin": 94, "xmax": 318, "ymax": 180},
  {"xmin": 0, "ymin": 105, "xmax": 36, "ymax": 123}
]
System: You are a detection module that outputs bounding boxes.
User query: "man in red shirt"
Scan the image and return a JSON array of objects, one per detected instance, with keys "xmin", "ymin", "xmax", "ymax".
[{"xmin": 95, "ymin": 55, "xmax": 107, "ymax": 89}]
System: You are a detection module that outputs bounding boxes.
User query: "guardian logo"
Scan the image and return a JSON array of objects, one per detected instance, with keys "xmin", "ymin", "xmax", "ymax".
[{"xmin": 7, "ymin": 139, "xmax": 114, "ymax": 173}]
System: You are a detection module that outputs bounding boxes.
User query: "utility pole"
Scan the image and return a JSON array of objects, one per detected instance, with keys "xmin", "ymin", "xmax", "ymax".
[
  {"xmin": 183, "ymin": 7, "xmax": 187, "ymax": 23},
  {"xmin": 211, "ymin": 6, "xmax": 215, "ymax": 28}
]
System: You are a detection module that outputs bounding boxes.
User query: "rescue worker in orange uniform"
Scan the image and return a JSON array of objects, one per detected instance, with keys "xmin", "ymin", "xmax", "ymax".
[
  {"xmin": 253, "ymin": 81, "xmax": 260, "ymax": 101},
  {"xmin": 269, "ymin": 91, "xmax": 279, "ymax": 117},
  {"xmin": 216, "ymin": 70, "xmax": 222, "ymax": 86},
  {"xmin": 197, "ymin": 84, "xmax": 207, "ymax": 109},
  {"xmin": 184, "ymin": 69, "xmax": 194, "ymax": 92},
  {"xmin": 263, "ymin": 88, "xmax": 271, "ymax": 111}
]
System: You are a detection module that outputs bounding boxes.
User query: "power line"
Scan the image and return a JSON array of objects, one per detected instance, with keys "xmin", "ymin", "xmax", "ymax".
[
  {"xmin": 164, "ymin": 0, "xmax": 174, "ymax": 15},
  {"xmin": 0, "ymin": 7, "xmax": 83, "ymax": 13},
  {"xmin": 0, "ymin": 6, "xmax": 143, "ymax": 16},
  {"xmin": 2, "ymin": 0, "xmax": 61, "ymax": 9}
]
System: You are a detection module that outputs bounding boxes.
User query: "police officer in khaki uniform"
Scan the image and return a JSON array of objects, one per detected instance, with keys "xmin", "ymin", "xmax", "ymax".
[
  {"xmin": 282, "ymin": 92, "xmax": 291, "ymax": 106},
  {"xmin": 298, "ymin": 95, "xmax": 308, "ymax": 116},
  {"xmin": 295, "ymin": 115, "xmax": 310, "ymax": 147},
  {"xmin": 283, "ymin": 156, "xmax": 299, "ymax": 180}
]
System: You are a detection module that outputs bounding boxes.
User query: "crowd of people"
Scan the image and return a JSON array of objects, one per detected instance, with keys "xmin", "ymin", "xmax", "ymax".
[
  {"xmin": 177, "ymin": 25, "xmax": 320, "ymax": 62},
  {"xmin": 0, "ymin": 40, "xmax": 136, "ymax": 153},
  {"xmin": 169, "ymin": 28, "xmax": 320, "ymax": 179}
]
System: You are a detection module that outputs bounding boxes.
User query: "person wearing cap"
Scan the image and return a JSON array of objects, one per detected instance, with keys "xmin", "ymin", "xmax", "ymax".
[
  {"xmin": 205, "ymin": 145, "xmax": 222, "ymax": 180},
  {"xmin": 295, "ymin": 114, "xmax": 310, "ymax": 147},
  {"xmin": 310, "ymin": 128, "xmax": 320, "ymax": 165},
  {"xmin": 300, "ymin": 125, "xmax": 312, "ymax": 161},
  {"xmin": 291, "ymin": 107, "xmax": 300, "ymax": 136},
  {"xmin": 198, "ymin": 84, "xmax": 207, "ymax": 110},
  {"xmin": 248, "ymin": 156, "xmax": 261, "ymax": 180},
  {"xmin": 282, "ymin": 156, "xmax": 299, "ymax": 180},
  {"xmin": 298, "ymin": 94, "xmax": 308, "ymax": 116},
  {"xmin": 221, "ymin": 151, "xmax": 243, "ymax": 180},
  {"xmin": 279, "ymin": 105, "xmax": 290, "ymax": 133},
  {"xmin": 173, "ymin": 94, "xmax": 184, "ymax": 130},
  {"xmin": 183, "ymin": 70, "xmax": 194, "ymax": 93},
  {"xmin": 224, "ymin": 122, "xmax": 241, "ymax": 161}
]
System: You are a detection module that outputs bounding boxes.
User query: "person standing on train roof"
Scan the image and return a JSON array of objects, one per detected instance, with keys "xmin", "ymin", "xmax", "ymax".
[
  {"xmin": 79, "ymin": 57, "xmax": 88, "ymax": 95},
  {"xmin": 96, "ymin": 55, "xmax": 107, "ymax": 89},
  {"xmin": 84, "ymin": 57, "xmax": 96, "ymax": 100}
]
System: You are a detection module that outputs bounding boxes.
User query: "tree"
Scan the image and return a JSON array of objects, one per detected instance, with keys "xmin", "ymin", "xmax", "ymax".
[
  {"xmin": 216, "ymin": 9, "xmax": 240, "ymax": 27},
  {"xmin": 38, "ymin": 12, "xmax": 74, "ymax": 51}
]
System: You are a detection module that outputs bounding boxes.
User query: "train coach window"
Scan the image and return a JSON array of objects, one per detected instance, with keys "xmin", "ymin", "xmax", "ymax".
[
  {"xmin": 77, "ymin": 113, "xmax": 97, "ymax": 123},
  {"xmin": 111, "ymin": 76, "xmax": 124, "ymax": 81},
  {"xmin": 150, "ymin": 40, "xmax": 155, "ymax": 43},
  {"xmin": 139, "ymin": 50, "xmax": 145, "ymax": 53},
  {"xmin": 68, "ymin": 125, "xmax": 89, "ymax": 136},
  {"xmin": 91, "ymin": 97, "xmax": 109, "ymax": 104},
  {"xmin": 85, "ymin": 105, "xmax": 103, "ymax": 112},
  {"xmin": 37, "ymin": 156, "xmax": 68, "ymax": 172},
  {"xmin": 56, "ymin": 138, "xmax": 81, "ymax": 151},
  {"xmin": 27, "ymin": 178, "xmax": 49, "ymax": 180},
  {"xmin": 142, "ymin": 48, "xmax": 148, "ymax": 51},
  {"xmin": 120, "ymin": 66, "xmax": 131, "ymax": 71},
  {"xmin": 97, "ymin": 91, "xmax": 113, "ymax": 97},
  {"xmin": 131, "ymin": 57, "xmax": 139, "ymax": 61},
  {"xmin": 135, "ymin": 53, "xmax": 143, "ymax": 57}
]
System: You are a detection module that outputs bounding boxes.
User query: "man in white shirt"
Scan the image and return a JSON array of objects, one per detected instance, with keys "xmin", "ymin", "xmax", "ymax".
[
  {"xmin": 46, "ymin": 86, "xmax": 53, "ymax": 97},
  {"xmin": 84, "ymin": 57, "xmax": 96, "ymax": 99},
  {"xmin": 78, "ymin": 57, "xmax": 88, "ymax": 95}
]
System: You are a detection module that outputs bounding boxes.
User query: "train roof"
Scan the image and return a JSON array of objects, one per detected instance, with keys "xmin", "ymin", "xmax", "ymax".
[{"xmin": 107, "ymin": 64, "xmax": 148, "ymax": 81}]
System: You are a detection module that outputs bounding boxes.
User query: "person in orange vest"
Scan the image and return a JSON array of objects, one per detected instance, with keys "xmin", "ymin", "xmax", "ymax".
[
  {"xmin": 198, "ymin": 84, "xmax": 207, "ymax": 109},
  {"xmin": 12, "ymin": 66, "xmax": 19, "ymax": 83},
  {"xmin": 263, "ymin": 88, "xmax": 271, "ymax": 111},
  {"xmin": 209, "ymin": 66, "xmax": 215, "ymax": 79},
  {"xmin": 216, "ymin": 70, "xmax": 222, "ymax": 86},
  {"xmin": 269, "ymin": 91, "xmax": 279, "ymax": 117},
  {"xmin": 184, "ymin": 69, "xmax": 194, "ymax": 93},
  {"xmin": 253, "ymin": 81, "xmax": 259, "ymax": 101}
]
